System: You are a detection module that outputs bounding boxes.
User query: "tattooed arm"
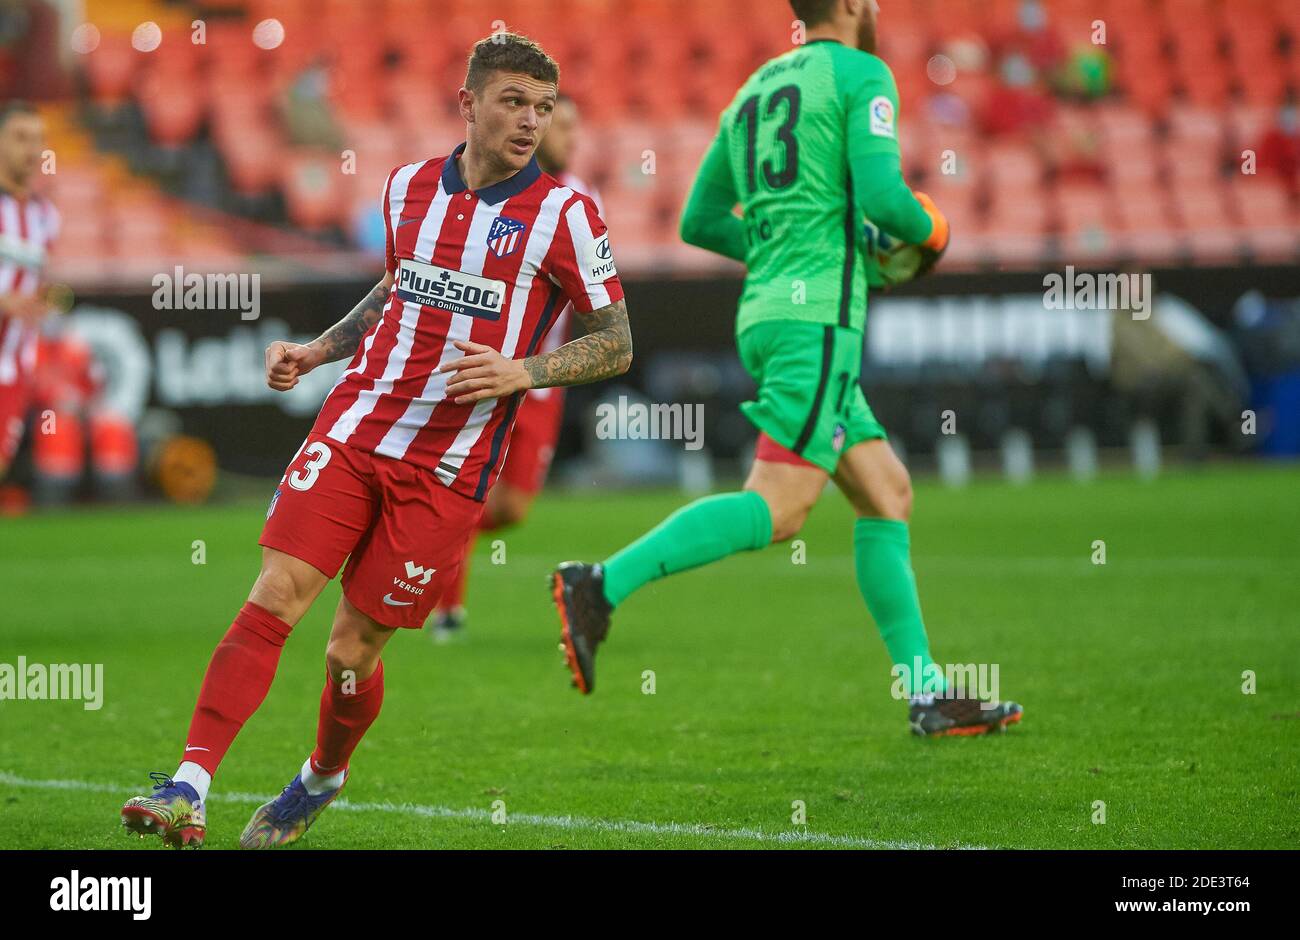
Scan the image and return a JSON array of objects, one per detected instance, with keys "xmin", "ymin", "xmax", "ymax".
[
  {"xmin": 441, "ymin": 298, "xmax": 633, "ymax": 405},
  {"xmin": 523, "ymin": 299, "xmax": 633, "ymax": 389},
  {"xmin": 264, "ymin": 273, "xmax": 392, "ymax": 392}
]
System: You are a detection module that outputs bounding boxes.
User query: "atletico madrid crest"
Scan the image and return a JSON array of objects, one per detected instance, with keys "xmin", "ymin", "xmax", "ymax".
[{"xmin": 487, "ymin": 216, "xmax": 528, "ymax": 258}]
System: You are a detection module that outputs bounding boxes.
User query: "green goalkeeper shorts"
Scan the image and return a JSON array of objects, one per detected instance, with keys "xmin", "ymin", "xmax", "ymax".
[{"xmin": 737, "ymin": 320, "xmax": 887, "ymax": 474}]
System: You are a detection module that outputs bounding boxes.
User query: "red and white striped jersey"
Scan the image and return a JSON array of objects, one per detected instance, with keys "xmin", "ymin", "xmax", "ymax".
[
  {"xmin": 312, "ymin": 144, "xmax": 624, "ymax": 501},
  {"xmin": 0, "ymin": 189, "xmax": 59, "ymax": 385},
  {"xmin": 528, "ymin": 169, "xmax": 603, "ymax": 402}
]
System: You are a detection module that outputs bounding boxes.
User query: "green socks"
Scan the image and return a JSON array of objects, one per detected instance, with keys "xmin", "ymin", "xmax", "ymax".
[
  {"xmin": 853, "ymin": 518, "xmax": 945, "ymax": 696},
  {"xmin": 602, "ymin": 491, "xmax": 773, "ymax": 607},
  {"xmin": 601, "ymin": 499, "xmax": 941, "ymax": 697}
]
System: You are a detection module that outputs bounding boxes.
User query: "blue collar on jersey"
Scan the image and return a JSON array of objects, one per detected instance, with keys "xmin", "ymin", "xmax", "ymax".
[{"xmin": 442, "ymin": 142, "xmax": 541, "ymax": 206}]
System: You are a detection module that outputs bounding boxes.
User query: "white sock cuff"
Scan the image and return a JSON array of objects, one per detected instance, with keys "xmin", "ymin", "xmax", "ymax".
[
  {"xmin": 173, "ymin": 761, "xmax": 211, "ymax": 804},
  {"xmin": 300, "ymin": 757, "xmax": 346, "ymax": 795}
]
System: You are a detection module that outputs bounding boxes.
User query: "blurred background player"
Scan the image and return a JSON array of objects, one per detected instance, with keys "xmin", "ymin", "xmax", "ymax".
[
  {"xmin": 551, "ymin": 0, "xmax": 1023, "ymax": 736},
  {"xmin": 431, "ymin": 93, "xmax": 602, "ymax": 642},
  {"xmin": 0, "ymin": 99, "xmax": 135, "ymax": 512},
  {"xmin": 27, "ymin": 327, "xmax": 138, "ymax": 505},
  {"xmin": 0, "ymin": 100, "xmax": 59, "ymax": 487}
]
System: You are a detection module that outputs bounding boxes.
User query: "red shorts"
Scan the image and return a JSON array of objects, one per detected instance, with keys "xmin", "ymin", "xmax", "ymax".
[
  {"xmin": 497, "ymin": 385, "xmax": 564, "ymax": 495},
  {"xmin": 0, "ymin": 380, "xmax": 31, "ymax": 466},
  {"xmin": 260, "ymin": 433, "xmax": 485, "ymax": 629}
]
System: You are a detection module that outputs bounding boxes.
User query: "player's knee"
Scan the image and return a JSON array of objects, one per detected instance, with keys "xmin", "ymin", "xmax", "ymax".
[
  {"xmin": 325, "ymin": 627, "xmax": 384, "ymax": 681},
  {"xmin": 869, "ymin": 478, "xmax": 913, "ymax": 522},
  {"xmin": 768, "ymin": 502, "xmax": 813, "ymax": 543},
  {"xmin": 893, "ymin": 476, "xmax": 914, "ymax": 521},
  {"xmin": 248, "ymin": 561, "xmax": 315, "ymax": 622},
  {"xmin": 325, "ymin": 599, "xmax": 388, "ymax": 680},
  {"xmin": 324, "ymin": 637, "xmax": 371, "ymax": 683}
]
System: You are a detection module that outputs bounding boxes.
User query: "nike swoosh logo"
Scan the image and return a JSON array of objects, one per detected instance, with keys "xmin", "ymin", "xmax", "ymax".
[
  {"xmin": 383, "ymin": 593, "xmax": 415, "ymax": 607},
  {"xmin": 184, "ymin": 746, "xmax": 210, "ymax": 752},
  {"xmin": 396, "ymin": 217, "xmax": 420, "ymax": 227}
]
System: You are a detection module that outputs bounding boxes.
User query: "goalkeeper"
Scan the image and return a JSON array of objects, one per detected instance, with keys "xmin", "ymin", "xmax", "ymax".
[{"xmin": 550, "ymin": 0, "xmax": 1022, "ymax": 736}]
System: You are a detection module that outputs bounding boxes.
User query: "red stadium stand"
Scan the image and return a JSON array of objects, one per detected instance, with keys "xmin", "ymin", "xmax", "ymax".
[{"xmin": 41, "ymin": 0, "xmax": 1299, "ymax": 279}]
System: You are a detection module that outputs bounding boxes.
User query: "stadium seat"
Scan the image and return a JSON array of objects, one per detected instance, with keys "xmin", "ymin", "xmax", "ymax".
[
  {"xmin": 136, "ymin": 68, "xmax": 207, "ymax": 147},
  {"xmin": 82, "ymin": 31, "xmax": 139, "ymax": 107},
  {"xmin": 984, "ymin": 143, "xmax": 1048, "ymax": 196},
  {"xmin": 1227, "ymin": 177, "xmax": 1300, "ymax": 260},
  {"xmin": 280, "ymin": 151, "xmax": 347, "ymax": 231},
  {"xmin": 220, "ymin": 129, "xmax": 284, "ymax": 196},
  {"xmin": 1179, "ymin": 185, "xmax": 1247, "ymax": 261}
]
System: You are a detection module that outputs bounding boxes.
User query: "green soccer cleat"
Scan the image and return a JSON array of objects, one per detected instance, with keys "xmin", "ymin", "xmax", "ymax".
[
  {"xmin": 239, "ymin": 771, "xmax": 348, "ymax": 849},
  {"xmin": 120, "ymin": 772, "xmax": 206, "ymax": 848}
]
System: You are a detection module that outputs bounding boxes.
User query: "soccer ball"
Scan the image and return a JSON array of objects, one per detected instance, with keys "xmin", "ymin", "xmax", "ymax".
[{"xmin": 862, "ymin": 217, "xmax": 926, "ymax": 289}]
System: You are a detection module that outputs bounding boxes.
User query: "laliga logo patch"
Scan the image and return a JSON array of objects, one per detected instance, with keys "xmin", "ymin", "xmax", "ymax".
[
  {"xmin": 487, "ymin": 215, "xmax": 528, "ymax": 258},
  {"xmin": 266, "ymin": 488, "xmax": 281, "ymax": 519},
  {"xmin": 869, "ymin": 96, "xmax": 895, "ymax": 139}
]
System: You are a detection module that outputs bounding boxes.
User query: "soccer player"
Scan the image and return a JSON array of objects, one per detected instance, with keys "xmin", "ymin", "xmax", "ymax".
[
  {"xmin": 121, "ymin": 34, "xmax": 632, "ymax": 848},
  {"xmin": 431, "ymin": 94, "xmax": 601, "ymax": 642},
  {"xmin": 0, "ymin": 101, "xmax": 60, "ymax": 483},
  {"xmin": 551, "ymin": 0, "xmax": 1023, "ymax": 736}
]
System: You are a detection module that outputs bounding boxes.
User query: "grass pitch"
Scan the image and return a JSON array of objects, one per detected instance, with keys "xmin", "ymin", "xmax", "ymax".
[{"xmin": 1, "ymin": 465, "xmax": 1297, "ymax": 849}]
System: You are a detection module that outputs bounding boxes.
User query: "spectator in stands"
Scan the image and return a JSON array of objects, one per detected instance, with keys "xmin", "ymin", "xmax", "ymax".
[
  {"xmin": 992, "ymin": 0, "xmax": 1066, "ymax": 79},
  {"xmin": 279, "ymin": 56, "xmax": 343, "ymax": 151},
  {"xmin": 978, "ymin": 42, "xmax": 1104, "ymax": 184},
  {"xmin": 1258, "ymin": 97, "xmax": 1300, "ymax": 197},
  {"xmin": 979, "ymin": 52, "xmax": 1056, "ymax": 137},
  {"xmin": 0, "ymin": 0, "xmax": 30, "ymax": 96},
  {"xmin": 0, "ymin": 0, "xmax": 61, "ymax": 100},
  {"xmin": 1057, "ymin": 44, "xmax": 1112, "ymax": 101}
]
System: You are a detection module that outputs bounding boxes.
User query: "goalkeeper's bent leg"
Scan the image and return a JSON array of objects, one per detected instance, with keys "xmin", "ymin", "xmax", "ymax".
[{"xmin": 600, "ymin": 455, "xmax": 826, "ymax": 608}]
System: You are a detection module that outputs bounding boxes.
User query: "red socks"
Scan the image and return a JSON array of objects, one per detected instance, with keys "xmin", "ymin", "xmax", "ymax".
[
  {"xmin": 310, "ymin": 660, "xmax": 385, "ymax": 775},
  {"xmin": 181, "ymin": 602, "xmax": 387, "ymax": 781},
  {"xmin": 181, "ymin": 601, "xmax": 292, "ymax": 776}
]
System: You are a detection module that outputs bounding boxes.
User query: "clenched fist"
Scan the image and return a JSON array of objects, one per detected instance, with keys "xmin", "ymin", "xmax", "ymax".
[{"xmin": 265, "ymin": 341, "xmax": 325, "ymax": 392}]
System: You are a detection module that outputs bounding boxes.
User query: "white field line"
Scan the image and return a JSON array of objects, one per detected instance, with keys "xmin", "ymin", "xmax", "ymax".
[
  {"xmin": 3, "ymin": 554, "xmax": 1296, "ymax": 578},
  {"xmin": 0, "ymin": 771, "xmax": 983, "ymax": 850},
  {"xmin": 470, "ymin": 554, "xmax": 1300, "ymax": 575}
]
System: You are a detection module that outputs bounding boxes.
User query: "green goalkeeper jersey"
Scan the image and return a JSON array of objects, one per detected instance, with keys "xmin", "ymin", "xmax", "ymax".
[{"xmin": 680, "ymin": 38, "xmax": 934, "ymax": 335}]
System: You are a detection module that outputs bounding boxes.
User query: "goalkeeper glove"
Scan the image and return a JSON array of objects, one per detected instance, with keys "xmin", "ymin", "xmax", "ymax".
[
  {"xmin": 863, "ymin": 220, "xmax": 913, "ymax": 288},
  {"xmin": 913, "ymin": 191, "xmax": 950, "ymax": 279},
  {"xmin": 862, "ymin": 192, "xmax": 951, "ymax": 289}
]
